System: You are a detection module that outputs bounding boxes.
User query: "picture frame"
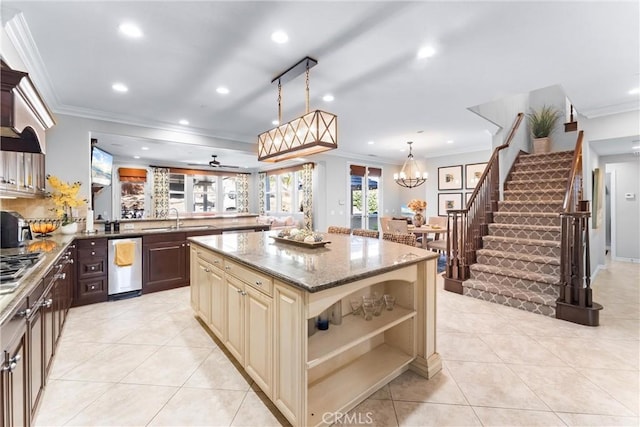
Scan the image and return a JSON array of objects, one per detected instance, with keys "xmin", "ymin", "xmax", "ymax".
[
  {"xmin": 438, "ymin": 165, "xmax": 463, "ymax": 190},
  {"xmin": 438, "ymin": 192, "xmax": 463, "ymax": 216},
  {"xmin": 465, "ymin": 162, "xmax": 487, "ymax": 189}
]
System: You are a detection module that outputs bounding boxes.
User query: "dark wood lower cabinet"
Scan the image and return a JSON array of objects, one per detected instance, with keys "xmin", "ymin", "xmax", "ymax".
[
  {"xmin": 1, "ymin": 299, "xmax": 29, "ymax": 427},
  {"xmin": 143, "ymin": 233, "xmax": 188, "ymax": 294}
]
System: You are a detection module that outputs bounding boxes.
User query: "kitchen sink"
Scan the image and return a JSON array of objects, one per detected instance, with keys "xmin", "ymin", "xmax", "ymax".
[{"xmin": 142, "ymin": 225, "xmax": 216, "ymax": 232}]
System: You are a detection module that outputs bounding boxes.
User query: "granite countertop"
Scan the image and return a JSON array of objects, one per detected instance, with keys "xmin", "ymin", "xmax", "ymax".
[
  {"xmin": 0, "ymin": 234, "xmax": 75, "ymax": 325},
  {"xmin": 189, "ymin": 231, "xmax": 439, "ymax": 293}
]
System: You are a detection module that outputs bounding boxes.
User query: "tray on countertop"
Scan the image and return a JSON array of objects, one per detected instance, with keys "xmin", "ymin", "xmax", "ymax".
[{"xmin": 270, "ymin": 236, "xmax": 331, "ymax": 248}]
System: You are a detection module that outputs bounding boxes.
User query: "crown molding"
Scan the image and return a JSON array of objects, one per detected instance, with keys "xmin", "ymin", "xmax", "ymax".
[
  {"xmin": 4, "ymin": 12, "xmax": 61, "ymax": 110},
  {"xmin": 579, "ymin": 100, "xmax": 640, "ymax": 119}
]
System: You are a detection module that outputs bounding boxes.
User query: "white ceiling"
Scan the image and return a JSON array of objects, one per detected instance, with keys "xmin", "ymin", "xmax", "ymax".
[{"xmin": 2, "ymin": 1, "xmax": 639, "ymax": 168}]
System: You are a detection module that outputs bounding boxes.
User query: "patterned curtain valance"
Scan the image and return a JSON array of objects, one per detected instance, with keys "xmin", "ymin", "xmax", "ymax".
[{"xmin": 152, "ymin": 167, "xmax": 170, "ymax": 218}]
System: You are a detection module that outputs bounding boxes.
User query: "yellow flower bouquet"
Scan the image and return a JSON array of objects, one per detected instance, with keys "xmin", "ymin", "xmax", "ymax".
[
  {"xmin": 407, "ymin": 199, "xmax": 427, "ymax": 213},
  {"xmin": 47, "ymin": 175, "xmax": 87, "ymax": 225}
]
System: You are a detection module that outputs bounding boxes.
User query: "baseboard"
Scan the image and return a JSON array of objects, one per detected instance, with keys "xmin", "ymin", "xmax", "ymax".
[{"xmin": 612, "ymin": 256, "xmax": 640, "ymax": 263}]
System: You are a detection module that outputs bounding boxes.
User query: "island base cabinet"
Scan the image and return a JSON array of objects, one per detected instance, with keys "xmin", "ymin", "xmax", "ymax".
[
  {"xmin": 244, "ymin": 285, "xmax": 272, "ymax": 396},
  {"xmin": 273, "ymin": 282, "xmax": 304, "ymax": 427},
  {"xmin": 224, "ymin": 276, "xmax": 245, "ymax": 364}
]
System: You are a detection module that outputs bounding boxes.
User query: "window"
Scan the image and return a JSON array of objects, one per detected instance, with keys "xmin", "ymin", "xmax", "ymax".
[
  {"xmin": 167, "ymin": 170, "xmax": 241, "ymax": 214},
  {"xmin": 264, "ymin": 166, "xmax": 308, "ymax": 215},
  {"xmin": 222, "ymin": 177, "xmax": 237, "ymax": 211},
  {"xmin": 169, "ymin": 173, "xmax": 186, "ymax": 212},
  {"xmin": 192, "ymin": 175, "xmax": 217, "ymax": 212},
  {"xmin": 120, "ymin": 181, "xmax": 146, "ymax": 219}
]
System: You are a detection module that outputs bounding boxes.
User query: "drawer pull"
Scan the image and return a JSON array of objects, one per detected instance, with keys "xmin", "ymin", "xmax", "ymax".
[
  {"xmin": 54, "ymin": 272, "xmax": 66, "ymax": 280},
  {"xmin": 236, "ymin": 289, "xmax": 242, "ymax": 294},
  {"xmin": 2, "ymin": 354, "xmax": 21, "ymax": 372},
  {"xmin": 41, "ymin": 298, "xmax": 53, "ymax": 308},
  {"xmin": 91, "ymin": 251, "xmax": 96, "ymax": 256},
  {"xmin": 90, "ymin": 266, "xmax": 96, "ymax": 271},
  {"xmin": 213, "ymin": 259, "xmax": 220, "ymax": 264},
  {"xmin": 204, "ymin": 268, "xmax": 210, "ymax": 273},
  {"xmin": 18, "ymin": 308, "xmax": 31, "ymax": 317},
  {"xmin": 225, "ymin": 266, "xmax": 231, "ymax": 270},
  {"xmin": 91, "ymin": 241, "xmax": 96, "ymax": 246},
  {"xmin": 255, "ymin": 280, "xmax": 262, "ymax": 286},
  {"xmin": 241, "ymin": 291, "xmax": 247, "ymax": 296}
]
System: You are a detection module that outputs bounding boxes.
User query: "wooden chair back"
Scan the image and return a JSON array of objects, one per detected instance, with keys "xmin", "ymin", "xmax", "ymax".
[{"xmin": 387, "ymin": 219, "xmax": 408, "ymax": 234}]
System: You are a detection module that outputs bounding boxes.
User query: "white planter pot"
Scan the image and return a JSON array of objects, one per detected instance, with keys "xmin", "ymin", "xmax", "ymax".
[{"xmin": 60, "ymin": 222, "xmax": 78, "ymax": 235}]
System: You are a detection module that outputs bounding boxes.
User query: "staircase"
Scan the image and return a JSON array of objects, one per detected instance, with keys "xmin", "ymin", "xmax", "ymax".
[{"xmin": 461, "ymin": 150, "xmax": 575, "ymax": 316}]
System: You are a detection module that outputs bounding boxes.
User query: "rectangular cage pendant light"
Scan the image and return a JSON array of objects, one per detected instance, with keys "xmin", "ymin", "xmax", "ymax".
[{"xmin": 258, "ymin": 57, "xmax": 338, "ymax": 162}]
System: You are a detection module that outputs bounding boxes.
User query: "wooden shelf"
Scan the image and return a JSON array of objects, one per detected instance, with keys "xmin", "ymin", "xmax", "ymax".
[
  {"xmin": 307, "ymin": 344, "xmax": 413, "ymax": 427},
  {"xmin": 307, "ymin": 306, "xmax": 415, "ymax": 369}
]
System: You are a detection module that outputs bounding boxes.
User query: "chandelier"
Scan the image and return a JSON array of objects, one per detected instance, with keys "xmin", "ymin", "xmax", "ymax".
[
  {"xmin": 394, "ymin": 141, "xmax": 428, "ymax": 188},
  {"xmin": 258, "ymin": 57, "xmax": 337, "ymax": 162}
]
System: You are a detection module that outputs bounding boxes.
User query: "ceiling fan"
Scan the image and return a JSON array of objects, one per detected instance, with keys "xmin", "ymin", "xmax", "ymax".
[{"xmin": 189, "ymin": 155, "xmax": 240, "ymax": 169}]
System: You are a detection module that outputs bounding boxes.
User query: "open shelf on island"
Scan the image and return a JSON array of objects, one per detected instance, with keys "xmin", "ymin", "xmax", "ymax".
[
  {"xmin": 307, "ymin": 343, "xmax": 413, "ymax": 427},
  {"xmin": 307, "ymin": 305, "xmax": 416, "ymax": 369}
]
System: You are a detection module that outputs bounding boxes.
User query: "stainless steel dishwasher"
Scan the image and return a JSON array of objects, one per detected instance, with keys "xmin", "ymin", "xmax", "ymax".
[{"xmin": 108, "ymin": 237, "xmax": 142, "ymax": 297}]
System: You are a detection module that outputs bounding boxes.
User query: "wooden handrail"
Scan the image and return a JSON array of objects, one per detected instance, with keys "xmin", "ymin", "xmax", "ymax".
[
  {"xmin": 466, "ymin": 113, "xmax": 524, "ymax": 208},
  {"xmin": 562, "ymin": 130, "xmax": 584, "ymax": 212},
  {"xmin": 443, "ymin": 112, "xmax": 523, "ymax": 292}
]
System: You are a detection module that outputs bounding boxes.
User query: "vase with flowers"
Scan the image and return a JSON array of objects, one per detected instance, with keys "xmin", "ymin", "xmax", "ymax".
[
  {"xmin": 47, "ymin": 175, "xmax": 87, "ymax": 235},
  {"xmin": 407, "ymin": 199, "xmax": 427, "ymax": 227}
]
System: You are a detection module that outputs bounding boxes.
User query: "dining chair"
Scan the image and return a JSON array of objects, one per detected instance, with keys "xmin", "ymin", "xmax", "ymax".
[
  {"xmin": 352, "ymin": 228, "xmax": 380, "ymax": 239},
  {"xmin": 327, "ymin": 226, "xmax": 352, "ymax": 235},
  {"xmin": 379, "ymin": 216, "xmax": 393, "ymax": 233},
  {"xmin": 387, "ymin": 219, "xmax": 408, "ymax": 234},
  {"xmin": 382, "ymin": 232, "xmax": 417, "ymax": 247}
]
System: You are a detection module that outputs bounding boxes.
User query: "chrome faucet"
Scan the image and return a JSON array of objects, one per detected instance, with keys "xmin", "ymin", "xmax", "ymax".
[{"xmin": 168, "ymin": 208, "xmax": 180, "ymax": 229}]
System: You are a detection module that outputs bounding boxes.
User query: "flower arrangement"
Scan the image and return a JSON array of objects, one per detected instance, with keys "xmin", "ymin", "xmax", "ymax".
[
  {"xmin": 407, "ymin": 199, "xmax": 427, "ymax": 213},
  {"xmin": 46, "ymin": 175, "xmax": 87, "ymax": 225}
]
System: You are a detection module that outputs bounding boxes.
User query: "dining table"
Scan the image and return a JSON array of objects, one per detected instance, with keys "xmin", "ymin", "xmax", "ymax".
[{"xmin": 407, "ymin": 224, "xmax": 448, "ymax": 249}]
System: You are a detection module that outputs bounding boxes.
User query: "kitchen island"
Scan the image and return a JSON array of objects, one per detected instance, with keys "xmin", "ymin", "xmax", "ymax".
[{"xmin": 189, "ymin": 231, "xmax": 442, "ymax": 427}]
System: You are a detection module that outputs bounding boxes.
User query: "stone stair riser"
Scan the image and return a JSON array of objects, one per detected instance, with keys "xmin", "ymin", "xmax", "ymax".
[
  {"xmin": 510, "ymin": 169, "xmax": 568, "ymax": 181},
  {"xmin": 505, "ymin": 181, "xmax": 566, "ymax": 192},
  {"xmin": 476, "ymin": 254, "xmax": 560, "ymax": 276},
  {"xmin": 463, "ymin": 287, "xmax": 556, "ymax": 317},
  {"xmin": 503, "ymin": 191, "xmax": 565, "ymax": 202},
  {"xmin": 493, "ymin": 214, "xmax": 560, "ymax": 227},
  {"xmin": 513, "ymin": 162, "xmax": 572, "ymax": 173},
  {"xmin": 488, "ymin": 226, "xmax": 560, "ymax": 241},
  {"xmin": 483, "ymin": 239, "xmax": 561, "ymax": 257},
  {"xmin": 469, "ymin": 269, "xmax": 560, "ymax": 297},
  {"xmin": 498, "ymin": 202, "xmax": 563, "ymax": 213}
]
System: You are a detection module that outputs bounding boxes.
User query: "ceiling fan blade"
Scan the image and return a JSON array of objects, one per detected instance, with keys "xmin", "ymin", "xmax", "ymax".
[{"xmin": 219, "ymin": 164, "xmax": 240, "ymax": 169}]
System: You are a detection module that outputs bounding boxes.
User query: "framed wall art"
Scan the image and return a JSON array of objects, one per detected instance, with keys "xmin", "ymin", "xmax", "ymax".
[
  {"xmin": 465, "ymin": 192, "xmax": 473, "ymax": 207},
  {"xmin": 438, "ymin": 165, "xmax": 463, "ymax": 190},
  {"xmin": 438, "ymin": 192, "xmax": 463, "ymax": 216},
  {"xmin": 465, "ymin": 162, "xmax": 487, "ymax": 189}
]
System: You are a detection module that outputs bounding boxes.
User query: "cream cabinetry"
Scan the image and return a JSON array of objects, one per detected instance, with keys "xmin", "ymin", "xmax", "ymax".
[{"xmin": 189, "ymin": 240, "xmax": 439, "ymax": 427}]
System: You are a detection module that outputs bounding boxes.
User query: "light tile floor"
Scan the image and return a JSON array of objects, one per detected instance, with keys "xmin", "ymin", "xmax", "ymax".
[{"xmin": 35, "ymin": 258, "xmax": 639, "ymax": 426}]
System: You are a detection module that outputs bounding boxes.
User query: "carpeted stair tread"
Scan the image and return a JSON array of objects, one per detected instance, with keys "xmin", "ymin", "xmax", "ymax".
[
  {"xmin": 476, "ymin": 248, "xmax": 560, "ymax": 265},
  {"xmin": 510, "ymin": 168, "xmax": 569, "ymax": 177},
  {"xmin": 469, "ymin": 263, "xmax": 560, "ymax": 285},
  {"xmin": 504, "ymin": 178, "xmax": 566, "ymax": 185},
  {"xmin": 483, "ymin": 235, "xmax": 560, "ymax": 248},
  {"xmin": 463, "ymin": 279, "xmax": 557, "ymax": 307},
  {"xmin": 493, "ymin": 212, "xmax": 559, "ymax": 218},
  {"xmin": 488, "ymin": 223, "xmax": 561, "ymax": 232},
  {"xmin": 499, "ymin": 200, "xmax": 563, "ymax": 204},
  {"xmin": 517, "ymin": 150, "xmax": 575, "ymax": 160}
]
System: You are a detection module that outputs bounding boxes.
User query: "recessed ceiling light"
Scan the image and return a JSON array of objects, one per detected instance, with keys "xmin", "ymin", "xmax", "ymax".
[
  {"xmin": 119, "ymin": 22, "xmax": 143, "ymax": 38},
  {"xmin": 322, "ymin": 94, "xmax": 334, "ymax": 102},
  {"xmin": 417, "ymin": 46, "xmax": 436, "ymax": 59},
  {"xmin": 179, "ymin": 119, "xmax": 189, "ymax": 125},
  {"xmin": 629, "ymin": 87, "xmax": 640, "ymax": 95},
  {"xmin": 216, "ymin": 86, "xmax": 229, "ymax": 95},
  {"xmin": 632, "ymin": 145, "xmax": 640, "ymax": 149},
  {"xmin": 133, "ymin": 155, "xmax": 140, "ymax": 159},
  {"xmin": 271, "ymin": 30, "xmax": 289, "ymax": 44},
  {"xmin": 446, "ymin": 140, "xmax": 454, "ymax": 144},
  {"xmin": 112, "ymin": 82, "xmax": 128, "ymax": 93},
  {"xmin": 141, "ymin": 146, "xmax": 149, "ymax": 150},
  {"xmin": 272, "ymin": 120, "xmax": 279, "ymax": 126},
  {"xmin": 368, "ymin": 141, "xmax": 375, "ymax": 145}
]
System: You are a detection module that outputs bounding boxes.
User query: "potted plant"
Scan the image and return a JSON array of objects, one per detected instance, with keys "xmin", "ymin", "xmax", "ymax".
[
  {"xmin": 47, "ymin": 175, "xmax": 87, "ymax": 234},
  {"xmin": 527, "ymin": 105, "xmax": 561, "ymax": 154}
]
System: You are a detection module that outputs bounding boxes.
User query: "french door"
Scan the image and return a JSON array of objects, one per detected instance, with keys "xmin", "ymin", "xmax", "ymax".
[{"xmin": 349, "ymin": 165, "xmax": 381, "ymax": 230}]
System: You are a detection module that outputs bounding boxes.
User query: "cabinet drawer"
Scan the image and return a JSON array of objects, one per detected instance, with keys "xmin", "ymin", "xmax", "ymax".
[
  {"xmin": 197, "ymin": 249, "xmax": 223, "ymax": 270},
  {"xmin": 77, "ymin": 246, "xmax": 107, "ymax": 259},
  {"xmin": 78, "ymin": 277, "xmax": 107, "ymax": 296},
  {"xmin": 78, "ymin": 258, "xmax": 106, "ymax": 277},
  {"xmin": 77, "ymin": 238, "xmax": 107, "ymax": 249},
  {"xmin": 224, "ymin": 259, "xmax": 273, "ymax": 296}
]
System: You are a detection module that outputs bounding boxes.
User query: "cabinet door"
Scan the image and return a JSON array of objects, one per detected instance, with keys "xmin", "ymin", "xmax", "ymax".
[
  {"xmin": 143, "ymin": 235, "xmax": 187, "ymax": 293},
  {"xmin": 225, "ymin": 276, "xmax": 244, "ymax": 364},
  {"xmin": 244, "ymin": 285, "xmax": 272, "ymax": 397},
  {"xmin": 273, "ymin": 282, "xmax": 304, "ymax": 426},
  {"xmin": 2, "ymin": 330, "xmax": 28, "ymax": 427},
  {"xmin": 195, "ymin": 259, "xmax": 211, "ymax": 324},
  {"xmin": 208, "ymin": 266, "xmax": 225, "ymax": 341},
  {"xmin": 43, "ymin": 285, "xmax": 55, "ymax": 377},
  {"xmin": 190, "ymin": 246, "xmax": 198, "ymax": 310},
  {"xmin": 28, "ymin": 306, "xmax": 44, "ymax": 417}
]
